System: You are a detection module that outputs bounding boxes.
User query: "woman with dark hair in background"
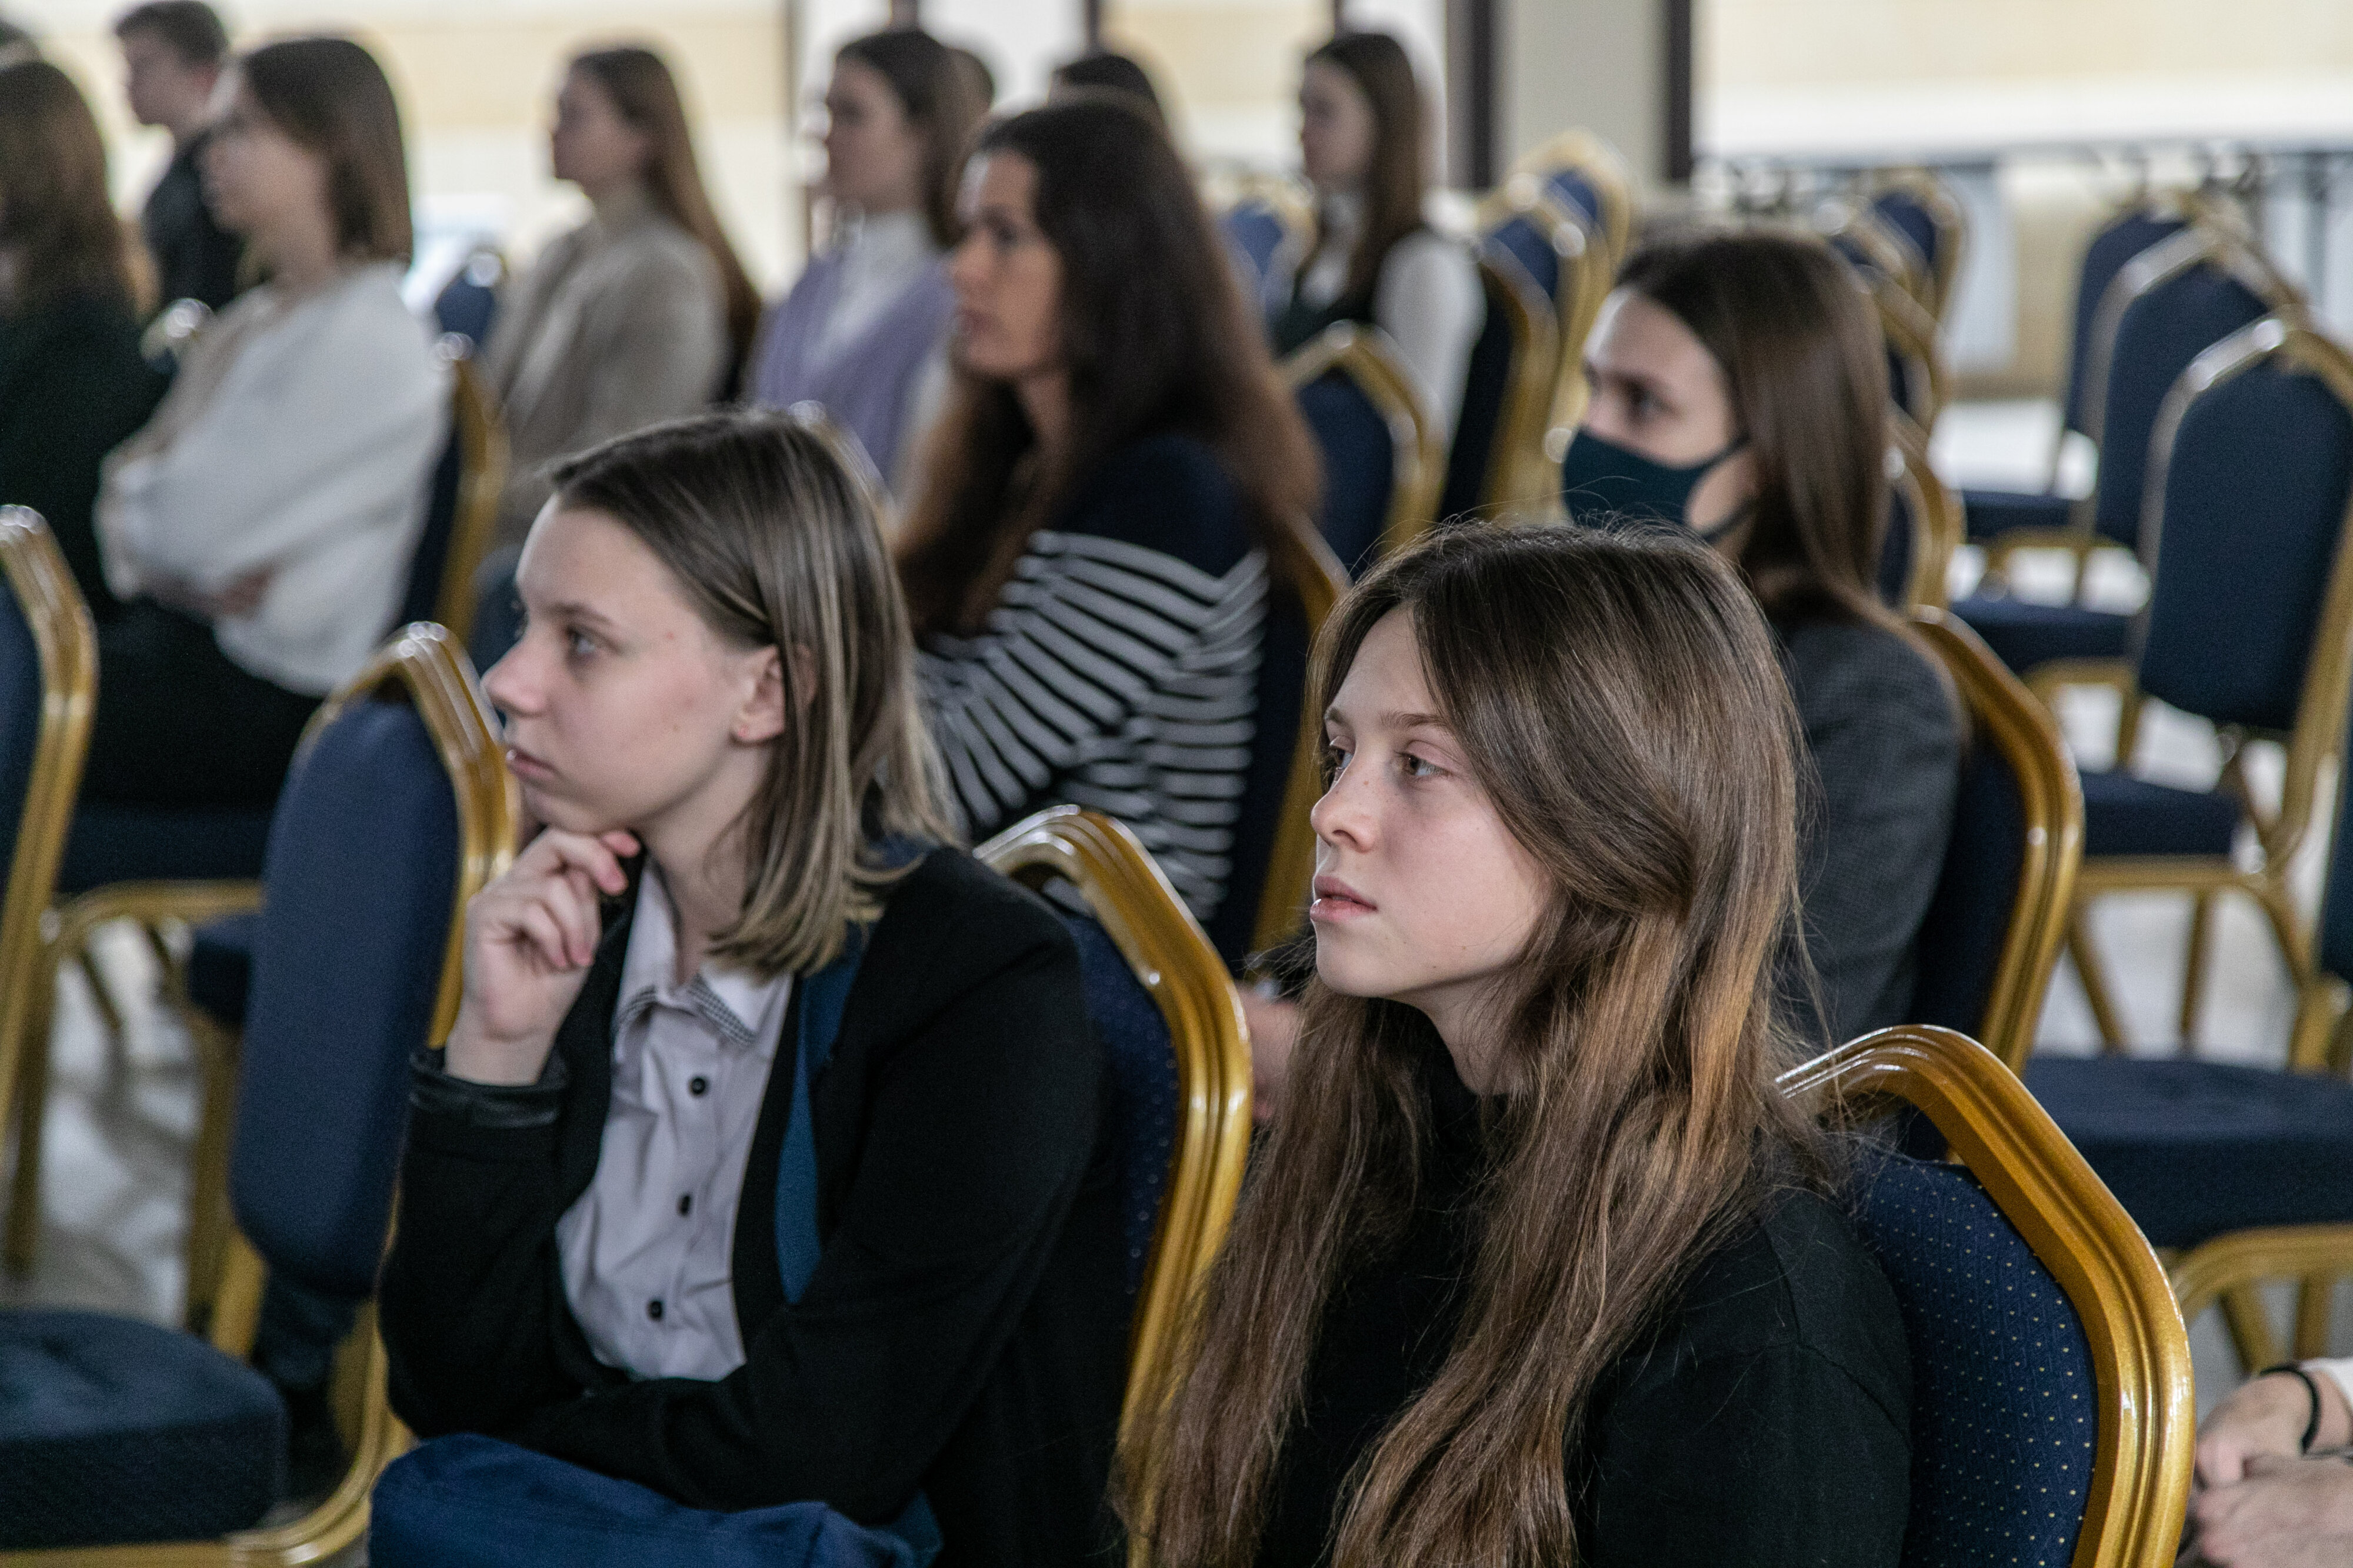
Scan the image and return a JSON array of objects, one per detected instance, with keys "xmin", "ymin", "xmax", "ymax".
[
  {"xmin": 898, "ymin": 97, "xmax": 1321, "ymax": 927},
  {"xmin": 0, "ymin": 58, "xmax": 167, "ymax": 619},
  {"xmin": 749, "ymin": 29, "xmax": 983, "ymax": 492},
  {"xmin": 1047, "ymin": 50, "xmax": 1167, "ymax": 129},
  {"xmin": 1131, "ymin": 523, "xmax": 1908, "ymax": 1567},
  {"xmin": 1267, "ymin": 32, "xmax": 1479, "ymax": 439},
  {"xmin": 1560, "ymin": 227, "xmax": 1960, "ymax": 1045},
  {"xmin": 480, "ymin": 43, "xmax": 758, "ymax": 549},
  {"xmin": 91, "ymin": 35, "xmax": 444, "ymax": 809}
]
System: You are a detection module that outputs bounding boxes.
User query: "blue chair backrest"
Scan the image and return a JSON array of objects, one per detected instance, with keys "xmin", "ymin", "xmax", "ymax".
[
  {"xmin": 2137, "ymin": 352, "xmax": 2353, "ymax": 731},
  {"xmin": 1057, "ymin": 912, "xmax": 1178, "ymax": 1295},
  {"xmin": 229, "ymin": 698, "xmax": 459, "ymax": 1297},
  {"xmin": 1206, "ymin": 575, "xmax": 1309, "ymax": 970},
  {"xmin": 0, "ymin": 553, "xmax": 42, "ymax": 893},
  {"xmin": 1439, "ymin": 259, "xmax": 1518, "ymax": 522},
  {"xmin": 1871, "ymin": 189, "xmax": 1944, "ymax": 282},
  {"xmin": 1908, "ymin": 723, "xmax": 2024, "ymax": 1039},
  {"xmin": 2064, "ymin": 211, "xmax": 2189, "ymax": 436},
  {"xmin": 1296, "ymin": 371, "xmax": 1395, "ymax": 576},
  {"xmin": 433, "ymin": 265, "xmax": 499, "ymax": 352},
  {"xmin": 2092, "ymin": 262, "xmax": 2270, "ymax": 546},
  {"xmin": 1852, "ymin": 1152, "xmax": 2099, "ymax": 1568},
  {"xmin": 1541, "ymin": 166, "xmax": 1603, "ymax": 238},
  {"xmin": 399, "ymin": 425, "xmax": 464, "ymax": 630},
  {"xmin": 1222, "ymin": 202, "xmax": 1289, "ymax": 308},
  {"xmin": 1484, "ymin": 213, "xmax": 1560, "ymax": 308}
]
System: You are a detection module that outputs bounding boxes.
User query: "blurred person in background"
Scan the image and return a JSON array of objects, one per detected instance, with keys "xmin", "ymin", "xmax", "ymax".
[
  {"xmin": 0, "ymin": 15, "xmax": 38, "ymax": 68},
  {"xmin": 1268, "ymin": 31, "xmax": 1480, "ymax": 441},
  {"xmin": 0, "ymin": 59, "xmax": 168, "ymax": 619},
  {"xmin": 114, "ymin": 1, "xmax": 244, "ymax": 312},
  {"xmin": 89, "ymin": 35, "xmax": 445, "ymax": 810},
  {"xmin": 748, "ymin": 29, "xmax": 984, "ymax": 493},
  {"xmin": 481, "ymin": 44, "xmax": 758, "ymax": 551},
  {"xmin": 1047, "ymin": 51, "xmax": 1168, "ymax": 132}
]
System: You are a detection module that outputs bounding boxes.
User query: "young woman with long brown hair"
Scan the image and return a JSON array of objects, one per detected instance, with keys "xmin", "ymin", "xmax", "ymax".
[
  {"xmin": 1132, "ymin": 522, "xmax": 1909, "ymax": 1567},
  {"xmin": 748, "ymin": 28, "xmax": 984, "ymax": 489},
  {"xmin": 898, "ymin": 96, "xmax": 1320, "ymax": 926},
  {"xmin": 1560, "ymin": 227, "xmax": 1961, "ymax": 1045},
  {"xmin": 0, "ymin": 58, "xmax": 166, "ymax": 619},
  {"xmin": 479, "ymin": 42, "xmax": 760, "ymax": 547},
  {"xmin": 1267, "ymin": 31, "xmax": 1479, "ymax": 439}
]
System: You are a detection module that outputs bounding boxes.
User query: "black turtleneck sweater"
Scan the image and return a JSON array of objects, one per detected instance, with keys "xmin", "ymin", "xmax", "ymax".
[{"xmin": 1256, "ymin": 1046, "xmax": 1912, "ymax": 1567}]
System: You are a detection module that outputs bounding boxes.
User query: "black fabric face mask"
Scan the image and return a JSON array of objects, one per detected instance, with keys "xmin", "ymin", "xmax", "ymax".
[{"xmin": 1559, "ymin": 428, "xmax": 1750, "ymax": 539}]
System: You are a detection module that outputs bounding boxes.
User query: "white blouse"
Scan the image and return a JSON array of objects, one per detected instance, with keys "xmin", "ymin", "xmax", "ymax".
[
  {"xmin": 1287, "ymin": 189, "xmax": 1483, "ymax": 441},
  {"xmin": 98, "ymin": 261, "xmax": 445, "ymax": 696}
]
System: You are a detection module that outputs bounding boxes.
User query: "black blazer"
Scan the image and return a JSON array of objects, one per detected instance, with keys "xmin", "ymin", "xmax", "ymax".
[{"xmin": 379, "ymin": 848, "xmax": 1130, "ymax": 1567}]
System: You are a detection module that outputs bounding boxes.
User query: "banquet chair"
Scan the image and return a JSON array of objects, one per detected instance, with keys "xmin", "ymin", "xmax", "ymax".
[
  {"xmin": 1883, "ymin": 412, "xmax": 1961, "ymax": 612},
  {"xmin": 0, "ymin": 622, "xmax": 516, "ymax": 1562},
  {"xmin": 976, "ymin": 806, "xmax": 1249, "ymax": 1445},
  {"xmin": 1784, "ymin": 1027, "xmax": 2194, "ymax": 1568},
  {"xmin": 1439, "ymin": 249, "xmax": 1558, "ymax": 520},
  {"xmin": 1502, "ymin": 128, "xmax": 1634, "ymax": 274},
  {"xmin": 1217, "ymin": 176, "xmax": 1311, "ymax": 318},
  {"xmin": 1861, "ymin": 169, "xmax": 1968, "ymax": 323},
  {"xmin": 1475, "ymin": 185, "xmax": 1612, "ymax": 443},
  {"xmin": 1284, "ymin": 322, "xmax": 1444, "ymax": 574}
]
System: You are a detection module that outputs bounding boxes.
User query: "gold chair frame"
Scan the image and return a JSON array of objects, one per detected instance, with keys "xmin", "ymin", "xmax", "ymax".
[
  {"xmin": 1889, "ymin": 411, "xmax": 1960, "ymax": 611},
  {"xmin": 0, "ymin": 512, "xmax": 96, "ymax": 1217},
  {"xmin": 1282, "ymin": 321, "xmax": 1445, "ymax": 562},
  {"xmin": 1253, "ymin": 517, "xmax": 1348, "ymax": 959},
  {"xmin": 1781, "ymin": 1026, "xmax": 2194, "ymax": 1568},
  {"xmin": 1858, "ymin": 168, "xmax": 1968, "ymax": 323},
  {"xmin": 1472, "ymin": 186, "xmax": 1614, "ymax": 462},
  {"xmin": 2062, "ymin": 318, "xmax": 2353, "ymax": 1057},
  {"xmin": 975, "ymin": 806, "xmax": 1250, "ymax": 1447},
  {"xmin": 1503, "ymin": 128, "xmax": 1635, "ymax": 273},
  {"xmin": 1465, "ymin": 249, "xmax": 1562, "ymax": 515},
  {"xmin": 426, "ymin": 350, "xmax": 509, "ymax": 648},
  {"xmin": 1911, "ymin": 609, "xmax": 2085, "ymax": 1072},
  {"xmin": 0, "ymin": 623, "xmax": 517, "ymax": 1568}
]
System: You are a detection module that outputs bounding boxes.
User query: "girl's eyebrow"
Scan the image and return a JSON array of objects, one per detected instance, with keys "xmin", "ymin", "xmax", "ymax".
[
  {"xmin": 543, "ymin": 599, "xmax": 622, "ymax": 635},
  {"xmin": 1383, "ymin": 710, "xmax": 1452, "ymax": 732}
]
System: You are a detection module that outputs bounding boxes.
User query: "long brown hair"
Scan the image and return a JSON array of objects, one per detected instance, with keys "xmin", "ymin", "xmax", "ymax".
[
  {"xmin": 1618, "ymin": 228, "xmax": 1896, "ymax": 630},
  {"xmin": 571, "ymin": 45, "xmax": 761, "ymax": 373},
  {"xmin": 0, "ymin": 60, "xmax": 138, "ymax": 312},
  {"xmin": 239, "ymin": 37, "xmax": 413, "ymax": 265},
  {"xmin": 1305, "ymin": 31, "xmax": 1427, "ymax": 314},
  {"xmin": 835, "ymin": 28, "xmax": 985, "ymax": 251},
  {"xmin": 896, "ymin": 98, "xmax": 1320, "ymax": 635},
  {"xmin": 548, "ymin": 409, "xmax": 954, "ymax": 977},
  {"xmin": 1132, "ymin": 522, "xmax": 1831, "ymax": 1567}
]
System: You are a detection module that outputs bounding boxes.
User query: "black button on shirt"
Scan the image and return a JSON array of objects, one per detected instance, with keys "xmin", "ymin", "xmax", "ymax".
[
  {"xmin": 646, "ymin": 1299, "xmax": 664, "ymax": 1322},
  {"xmin": 689, "ymin": 1076, "xmax": 709, "ymax": 1096}
]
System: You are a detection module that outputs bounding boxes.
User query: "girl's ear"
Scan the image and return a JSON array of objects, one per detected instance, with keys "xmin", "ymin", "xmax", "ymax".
[{"xmin": 732, "ymin": 646, "xmax": 788, "ymax": 745}]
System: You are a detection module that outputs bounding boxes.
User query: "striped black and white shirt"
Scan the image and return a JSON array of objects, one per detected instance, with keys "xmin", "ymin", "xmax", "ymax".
[{"xmin": 918, "ymin": 435, "xmax": 1268, "ymax": 922}]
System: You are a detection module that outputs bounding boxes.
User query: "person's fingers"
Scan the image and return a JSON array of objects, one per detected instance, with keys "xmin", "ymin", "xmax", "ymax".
[
  {"xmin": 534, "ymin": 829, "xmax": 631, "ymax": 895},
  {"xmin": 598, "ymin": 829, "xmax": 641, "ymax": 859},
  {"xmin": 2198, "ymin": 1434, "xmax": 2249, "ymax": 1488},
  {"xmin": 506, "ymin": 900, "xmax": 577, "ymax": 975}
]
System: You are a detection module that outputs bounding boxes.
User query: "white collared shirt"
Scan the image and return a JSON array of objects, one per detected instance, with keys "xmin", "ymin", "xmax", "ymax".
[{"xmin": 555, "ymin": 871, "xmax": 792, "ymax": 1381}]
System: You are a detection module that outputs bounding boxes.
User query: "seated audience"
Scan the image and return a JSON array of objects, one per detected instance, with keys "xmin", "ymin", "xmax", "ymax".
[
  {"xmin": 0, "ymin": 59, "xmax": 167, "ymax": 618},
  {"xmin": 89, "ymin": 35, "xmax": 444, "ymax": 810},
  {"xmin": 377, "ymin": 411, "xmax": 1125, "ymax": 1566},
  {"xmin": 2192, "ymin": 1360, "xmax": 2353, "ymax": 1566},
  {"xmin": 1561, "ymin": 228, "xmax": 1960, "ymax": 1046},
  {"xmin": 1268, "ymin": 32, "xmax": 1480, "ymax": 440},
  {"xmin": 1131, "ymin": 522, "xmax": 1911, "ymax": 1566},
  {"xmin": 748, "ymin": 29, "xmax": 981, "ymax": 491},
  {"xmin": 1048, "ymin": 50, "xmax": 1168, "ymax": 129},
  {"xmin": 481, "ymin": 45, "xmax": 756, "ymax": 549},
  {"xmin": 115, "ymin": 1, "xmax": 243, "ymax": 313},
  {"xmin": 896, "ymin": 98, "xmax": 1321, "ymax": 925}
]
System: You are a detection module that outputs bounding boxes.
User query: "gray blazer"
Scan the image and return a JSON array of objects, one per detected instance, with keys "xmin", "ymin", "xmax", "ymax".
[{"xmin": 481, "ymin": 186, "xmax": 728, "ymax": 548}]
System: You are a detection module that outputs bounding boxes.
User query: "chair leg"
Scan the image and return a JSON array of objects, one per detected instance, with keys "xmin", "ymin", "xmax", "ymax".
[
  {"xmin": 2, "ymin": 987, "xmax": 53, "ymax": 1275},
  {"xmin": 2068, "ymin": 911, "xmax": 2131, "ymax": 1052},
  {"xmin": 2221, "ymin": 1283, "xmax": 2285, "ymax": 1375},
  {"xmin": 180, "ymin": 1010, "xmax": 241, "ymax": 1333},
  {"xmin": 2179, "ymin": 890, "xmax": 2215, "ymax": 1049},
  {"xmin": 2295, "ymin": 1275, "xmax": 2337, "ymax": 1360}
]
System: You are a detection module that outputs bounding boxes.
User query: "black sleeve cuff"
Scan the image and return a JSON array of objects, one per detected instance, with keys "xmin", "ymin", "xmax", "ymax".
[{"xmin": 409, "ymin": 1046, "xmax": 569, "ymax": 1130}]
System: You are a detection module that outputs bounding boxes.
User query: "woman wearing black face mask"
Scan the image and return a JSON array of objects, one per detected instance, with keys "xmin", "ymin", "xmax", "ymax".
[{"xmin": 1561, "ymin": 228, "xmax": 1960, "ymax": 1047}]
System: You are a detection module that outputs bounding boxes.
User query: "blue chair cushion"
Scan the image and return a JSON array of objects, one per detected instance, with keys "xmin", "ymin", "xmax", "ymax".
[
  {"xmin": 188, "ymin": 908, "xmax": 262, "ymax": 1026},
  {"xmin": 55, "ymin": 803, "xmax": 274, "ymax": 895},
  {"xmin": 1908, "ymin": 739, "xmax": 2027, "ymax": 1040},
  {"xmin": 1439, "ymin": 263, "xmax": 1516, "ymax": 522},
  {"xmin": 1961, "ymin": 489, "xmax": 2073, "ymax": 543},
  {"xmin": 398, "ymin": 425, "xmax": 465, "ymax": 630},
  {"xmin": 1851, "ymin": 1153, "xmax": 2097, "ymax": 1568},
  {"xmin": 2078, "ymin": 769, "xmax": 2240, "ymax": 859},
  {"xmin": 1057, "ymin": 912, "xmax": 1176, "ymax": 1296},
  {"xmin": 2022, "ymin": 1057, "xmax": 2353, "ymax": 1249},
  {"xmin": 0, "ymin": 1309, "xmax": 284, "ymax": 1548},
  {"xmin": 1297, "ymin": 371, "xmax": 1395, "ymax": 575},
  {"xmin": 1949, "ymin": 596, "xmax": 2132, "ymax": 676}
]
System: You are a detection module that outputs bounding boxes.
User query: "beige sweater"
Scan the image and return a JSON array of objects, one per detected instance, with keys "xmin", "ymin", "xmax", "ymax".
[{"xmin": 481, "ymin": 185, "xmax": 728, "ymax": 548}]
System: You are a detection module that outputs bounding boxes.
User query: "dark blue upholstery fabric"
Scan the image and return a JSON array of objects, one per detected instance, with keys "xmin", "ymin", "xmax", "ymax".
[
  {"xmin": 1207, "ymin": 576, "xmax": 1309, "ymax": 970},
  {"xmin": 2022, "ymin": 1057, "xmax": 2353, "ymax": 1250},
  {"xmin": 188, "ymin": 908, "xmax": 262, "ymax": 1026},
  {"xmin": 1960, "ymin": 488, "xmax": 2073, "ymax": 543},
  {"xmin": 55, "ymin": 803, "xmax": 272, "ymax": 894},
  {"xmin": 1881, "ymin": 485, "xmax": 1918, "ymax": 607},
  {"xmin": 1485, "ymin": 215, "xmax": 1560, "ymax": 307},
  {"xmin": 2135, "ymin": 359, "xmax": 2353, "ymax": 732},
  {"xmin": 0, "ymin": 554, "xmax": 42, "ymax": 892},
  {"xmin": 1907, "ymin": 736, "xmax": 2025, "ymax": 1038},
  {"xmin": 1850, "ymin": 1154, "xmax": 2097, "ymax": 1568},
  {"xmin": 231, "ymin": 699, "xmax": 459, "ymax": 1297},
  {"xmin": 2065, "ymin": 213, "xmax": 2190, "ymax": 435},
  {"xmin": 432, "ymin": 272, "xmax": 499, "ymax": 351},
  {"xmin": 1541, "ymin": 167, "xmax": 1602, "ymax": 235},
  {"xmin": 1871, "ymin": 191, "xmax": 1944, "ymax": 283},
  {"xmin": 1950, "ymin": 596, "xmax": 2132, "ymax": 676},
  {"xmin": 1055, "ymin": 912, "xmax": 1177, "ymax": 1296},
  {"xmin": 0, "ymin": 1308, "xmax": 284, "ymax": 1547},
  {"xmin": 397, "ymin": 427, "xmax": 464, "ymax": 630},
  {"xmin": 1221, "ymin": 203, "xmax": 1288, "ymax": 298},
  {"xmin": 1438, "ymin": 259, "xmax": 1515, "ymax": 523},
  {"xmin": 2077, "ymin": 769, "xmax": 2240, "ymax": 858},
  {"xmin": 1297, "ymin": 372, "xmax": 1395, "ymax": 576},
  {"xmin": 2092, "ymin": 266, "xmax": 2269, "ymax": 547}
]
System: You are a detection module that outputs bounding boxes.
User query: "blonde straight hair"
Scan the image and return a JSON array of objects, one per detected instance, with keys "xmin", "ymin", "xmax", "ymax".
[{"xmin": 547, "ymin": 410, "xmax": 955, "ymax": 977}]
